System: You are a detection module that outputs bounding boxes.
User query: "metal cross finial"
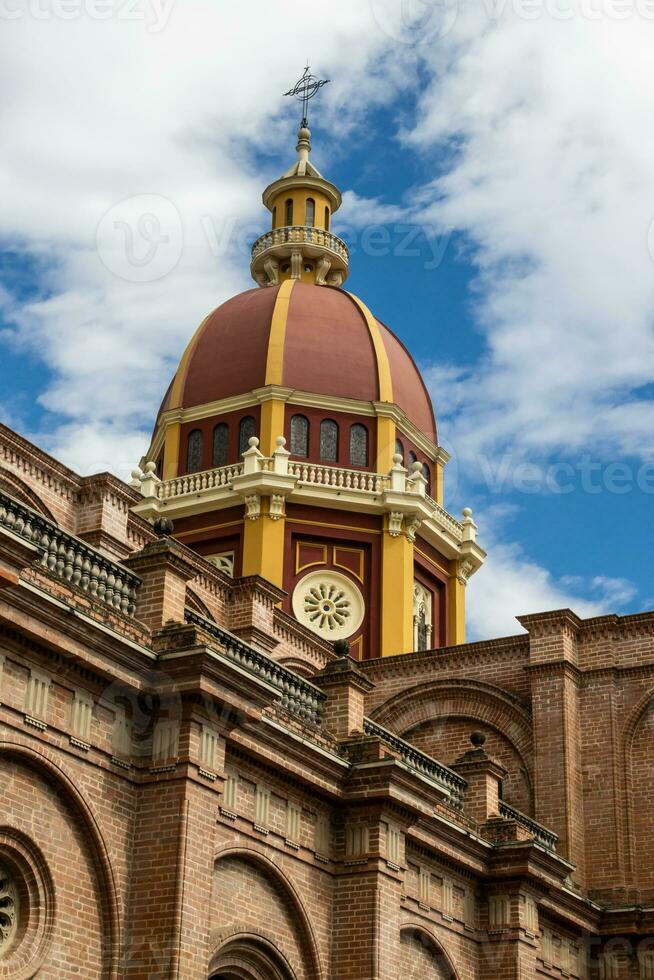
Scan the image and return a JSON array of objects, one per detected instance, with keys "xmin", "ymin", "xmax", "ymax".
[{"xmin": 283, "ymin": 65, "xmax": 330, "ymax": 127}]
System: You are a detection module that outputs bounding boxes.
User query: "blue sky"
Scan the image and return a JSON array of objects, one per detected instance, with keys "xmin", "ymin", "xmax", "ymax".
[{"xmin": 1, "ymin": 0, "xmax": 653, "ymax": 638}]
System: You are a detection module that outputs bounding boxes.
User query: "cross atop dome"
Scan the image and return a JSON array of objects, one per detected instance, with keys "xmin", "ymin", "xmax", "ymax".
[{"xmin": 283, "ymin": 64, "xmax": 330, "ymax": 128}]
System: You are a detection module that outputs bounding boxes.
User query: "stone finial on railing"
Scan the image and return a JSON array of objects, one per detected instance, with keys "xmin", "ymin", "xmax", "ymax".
[
  {"xmin": 389, "ymin": 453, "xmax": 408, "ymax": 492},
  {"xmin": 462, "ymin": 507, "xmax": 477, "ymax": 543},
  {"xmin": 272, "ymin": 435, "xmax": 290, "ymax": 475},
  {"xmin": 130, "ymin": 467, "xmax": 143, "ymax": 489},
  {"xmin": 242, "ymin": 436, "xmax": 264, "ymax": 475},
  {"xmin": 407, "ymin": 460, "xmax": 427, "ymax": 497},
  {"xmin": 139, "ymin": 461, "xmax": 161, "ymax": 499}
]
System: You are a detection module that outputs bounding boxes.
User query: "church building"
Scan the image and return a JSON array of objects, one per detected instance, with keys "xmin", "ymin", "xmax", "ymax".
[{"xmin": 0, "ymin": 99, "xmax": 653, "ymax": 979}]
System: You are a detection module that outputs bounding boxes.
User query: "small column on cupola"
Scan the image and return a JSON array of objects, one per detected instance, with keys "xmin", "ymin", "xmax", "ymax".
[{"xmin": 250, "ymin": 66, "xmax": 349, "ymax": 288}]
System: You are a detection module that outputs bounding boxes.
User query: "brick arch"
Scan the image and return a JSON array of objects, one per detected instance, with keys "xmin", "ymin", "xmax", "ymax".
[
  {"xmin": 399, "ymin": 924, "xmax": 460, "ymax": 979},
  {"xmin": 0, "ymin": 738, "xmax": 120, "ymax": 978},
  {"xmin": 370, "ymin": 680, "xmax": 534, "ymax": 812},
  {"xmin": 622, "ymin": 687, "xmax": 654, "ymax": 879},
  {"xmin": 212, "ymin": 846, "xmax": 323, "ymax": 980},
  {"xmin": 209, "ymin": 931, "xmax": 297, "ymax": 979},
  {"xmin": 0, "ymin": 468, "xmax": 55, "ymax": 520}
]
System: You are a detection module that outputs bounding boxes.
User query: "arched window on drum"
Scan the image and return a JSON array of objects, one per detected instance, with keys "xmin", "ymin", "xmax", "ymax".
[
  {"xmin": 290, "ymin": 414, "xmax": 309, "ymax": 457},
  {"xmin": 320, "ymin": 419, "xmax": 338, "ymax": 463},
  {"xmin": 212, "ymin": 423, "xmax": 229, "ymax": 468},
  {"xmin": 285, "ymin": 198, "xmax": 294, "ymax": 226},
  {"xmin": 305, "ymin": 198, "xmax": 315, "ymax": 226},
  {"xmin": 238, "ymin": 416, "xmax": 256, "ymax": 457},
  {"xmin": 349, "ymin": 424, "xmax": 368, "ymax": 467},
  {"xmin": 187, "ymin": 429, "xmax": 203, "ymax": 473},
  {"xmin": 422, "ymin": 462, "xmax": 431, "ymax": 495},
  {"xmin": 394, "ymin": 437, "xmax": 404, "ymax": 461}
]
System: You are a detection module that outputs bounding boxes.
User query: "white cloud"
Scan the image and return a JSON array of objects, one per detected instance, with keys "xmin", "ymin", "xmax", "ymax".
[
  {"xmin": 409, "ymin": 4, "xmax": 654, "ymax": 467},
  {"xmin": 465, "ymin": 505, "xmax": 637, "ymax": 639},
  {"xmin": 0, "ymin": 1, "xmax": 408, "ymax": 476}
]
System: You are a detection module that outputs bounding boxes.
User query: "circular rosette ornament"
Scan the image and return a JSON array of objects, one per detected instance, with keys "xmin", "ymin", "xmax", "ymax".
[{"xmin": 292, "ymin": 570, "xmax": 364, "ymax": 641}]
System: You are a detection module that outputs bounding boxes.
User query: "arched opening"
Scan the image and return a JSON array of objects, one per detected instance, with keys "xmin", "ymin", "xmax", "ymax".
[
  {"xmin": 209, "ymin": 935, "xmax": 296, "ymax": 979},
  {"xmin": 408, "ymin": 450, "xmax": 418, "ymax": 470},
  {"xmin": 212, "ymin": 423, "xmax": 229, "ymax": 468},
  {"xmin": 400, "ymin": 926, "xmax": 458, "ymax": 979},
  {"xmin": 394, "ymin": 437, "xmax": 404, "ymax": 461},
  {"xmin": 187, "ymin": 429, "xmax": 203, "ymax": 473},
  {"xmin": 305, "ymin": 198, "xmax": 315, "ymax": 226},
  {"xmin": 324, "ymin": 207, "xmax": 330, "ymax": 231},
  {"xmin": 272, "ymin": 205, "xmax": 277, "ymax": 228},
  {"xmin": 349, "ymin": 424, "xmax": 368, "ymax": 467},
  {"xmin": 239, "ymin": 417, "xmax": 257, "ymax": 457},
  {"xmin": 285, "ymin": 199, "xmax": 294, "ymax": 226},
  {"xmin": 319, "ymin": 419, "xmax": 338, "ymax": 462},
  {"xmin": 210, "ymin": 849, "xmax": 323, "ymax": 979},
  {"xmin": 290, "ymin": 415, "xmax": 309, "ymax": 457},
  {"xmin": 422, "ymin": 462, "xmax": 431, "ymax": 494}
]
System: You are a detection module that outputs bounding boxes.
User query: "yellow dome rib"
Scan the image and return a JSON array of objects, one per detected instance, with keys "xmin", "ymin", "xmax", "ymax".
[{"xmin": 264, "ymin": 279, "xmax": 296, "ymax": 387}]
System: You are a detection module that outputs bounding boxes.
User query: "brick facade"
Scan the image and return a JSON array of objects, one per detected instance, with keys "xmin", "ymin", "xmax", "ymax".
[{"xmin": 1, "ymin": 425, "xmax": 653, "ymax": 978}]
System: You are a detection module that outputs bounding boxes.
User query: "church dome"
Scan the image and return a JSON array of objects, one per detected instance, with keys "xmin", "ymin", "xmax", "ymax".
[{"xmin": 161, "ymin": 281, "xmax": 436, "ymax": 443}]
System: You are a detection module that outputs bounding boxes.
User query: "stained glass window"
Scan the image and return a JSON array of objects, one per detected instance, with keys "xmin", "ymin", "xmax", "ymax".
[
  {"xmin": 395, "ymin": 438, "xmax": 404, "ymax": 461},
  {"xmin": 320, "ymin": 419, "xmax": 338, "ymax": 462},
  {"xmin": 187, "ymin": 429, "xmax": 203, "ymax": 473},
  {"xmin": 349, "ymin": 424, "xmax": 368, "ymax": 467},
  {"xmin": 305, "ymin": 198, "xmax": 315, "ymax": 226},
  {"xmin": 285, "ymin": 198, "xmax": 294, "ymax": 225},
  {"xmin": 408, "ymin": 450, "xmax": 418, "ymax": 469},
  {"xmin": 212, "ymin": 423, "xmax": 229, "ymax": 468},
  {"xmin": 290, "ymin": 415, "xmax": 309, "ymax": 457},
  {"xmin": 239, "ymin": 416, "xmax": 256, "ymax": 457}
]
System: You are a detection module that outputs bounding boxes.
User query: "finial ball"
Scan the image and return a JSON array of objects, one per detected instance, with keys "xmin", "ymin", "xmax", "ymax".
[
  {"xmin": 412, "ymin": 460, "xmax": 423, "ymax": 474},
  {"xmin": 470, "ymin": 731, "xmax": 486, "ymax": 748},
  {"xmin": 131, "ymin": 468, "xmax": 143, "ymax": 481},
  {"xmin": 276, "ymin": 436, "xmax": 287, "ymax": 448},
  {"xmin": 153, "ymin": 516, "xmax": 175, "ymax": 538},
  {"xmin": 144, "ymin": 461, "xmax": 157, "ymax": 475},
  {"xmin": 393, "ymin": 453, "xmax": 403, "ymax": 466},
  {"xmin": 248, "ymin": 436, "xmax": 260, "ymax": 449},
  {"xmin": 463, "ymin": 507, "xmax": 473, "ymax": 519},
  {"xmin": 333, "ymin": 639, "xmax": 351, "ymax": 658}
]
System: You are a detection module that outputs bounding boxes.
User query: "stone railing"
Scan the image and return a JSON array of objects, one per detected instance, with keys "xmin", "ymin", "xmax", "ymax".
[
  {"xmin": 425, "ymin": 494, "xmax": 464, "ymax": 539},
  {"xmin": 363, "ymin": 718, "xmax": 466, "ymax": 809},
  {"xmin": 251, "ymin": 225, "xmax": 349, "ymax": 263},
  {"xmin": 185, "ymin": 609, "xmax": 325, "ymax": 726},
  {"xmin": 288, "ymin": 461, "xmax": 388, "ymax": 494},
  {"xmin": 156, "ymin": 463, "xmax": 244, "ymax": 500},
  {"xmin": 498, "ymin": 801, "xmax": 558, "ymax": 851},
  {"xmin": 0, "ymin": 490, "xmax": 140, "ymax": 616}
]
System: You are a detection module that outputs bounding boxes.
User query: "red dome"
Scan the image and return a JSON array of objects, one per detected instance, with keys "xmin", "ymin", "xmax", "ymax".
[{"xmin": 162, "ymin": 282, "xmax": 436, "ymax": 443}]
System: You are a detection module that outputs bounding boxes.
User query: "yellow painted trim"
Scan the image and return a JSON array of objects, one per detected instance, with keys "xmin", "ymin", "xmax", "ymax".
[
  {"xmin": 264, "ymin": 278, "xmax": 296, "ymax": 387},
  {"xmin": 295, "ymin": 541, "xmax": 327, "ymax": 575},
  {"xmin": 162, "ymin": 422, "xmax": 181, "ymax": 481},
  {"xmin": 242, "ymin": 505, "xmax": 285, "ymax": 588},
  {"xmin": 449, "ymin": 573, "xmax": 466, "ymax": 645},
  {"xmin": 376, "ymin": 416, "xmax": 396, "ymax": 475},
  {"xmin": 380, "ymin": 520, "xmax": 414, "ymax": 657},
  {"xmin": 286, "ymin": 519, "xmax": 382, "ymax": 535},
  {"xmin": 169, "ymin": 311, "xmax": 213, "ymax": 411},
  {"xmin": 415, "ymin": 546, "xmax": 448, "ymax": 574},
  {"xmin": 349, "ymin": 636, "xmax": 363, "ymax": 660},
  {"xmin": 435, "ymin": 462, "xmax": 444, "ymax": 507},
  {"xmin": 259, "ymin": 398, "xmax": 286, "ymax": 457},
  {"xmin": 346, "ymin": 293, "xmax": 394, "ymax": 403},
  {"xmin": 333, "ymin": 545, "xmax": 364, "ymax": 583},
  {"xmin": 176, "ymin": 520, "xmax": 244, "ymax": 539}
]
